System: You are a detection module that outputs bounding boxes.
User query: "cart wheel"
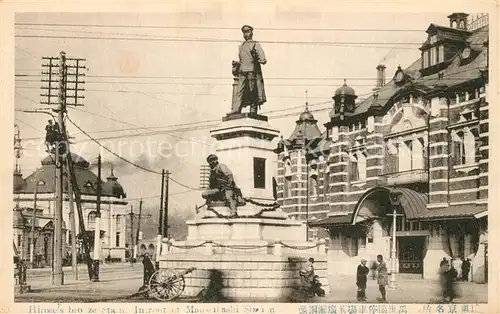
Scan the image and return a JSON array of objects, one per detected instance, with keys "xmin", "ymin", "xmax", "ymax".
[{"xmin": 148, "ymin": 268, "xmax": 185, "ymax": 301}]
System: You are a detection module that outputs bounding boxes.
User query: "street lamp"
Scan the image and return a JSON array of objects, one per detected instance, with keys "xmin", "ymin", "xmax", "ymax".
[{"xmin": 388, "ymin": 189, "xmax": 403, "ymax": 289}]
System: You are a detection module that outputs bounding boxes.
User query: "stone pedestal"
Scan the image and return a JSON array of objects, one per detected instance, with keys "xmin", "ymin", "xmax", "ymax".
[
  {"xmin": 210, "ymin": 114, "xmax": 280, "ymax": 203},
  {"xmin": 158, "ymin": 114, "xmax": 328, "ymax": 300}
]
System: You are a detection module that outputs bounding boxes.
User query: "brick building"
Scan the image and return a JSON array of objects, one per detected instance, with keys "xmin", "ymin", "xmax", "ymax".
[
  {"xmin": 13, "ymin": 152, "xmax": 130, "ymax": 264},
  {"xmin": 275, "ymin": 13, "xmax": 488, "ymax": 282}
]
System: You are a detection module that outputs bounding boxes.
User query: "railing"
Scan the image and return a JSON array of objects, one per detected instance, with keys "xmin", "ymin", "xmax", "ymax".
[{"xmin": 381, "ymin": 169, "xmax": 428, "ymax": 185}]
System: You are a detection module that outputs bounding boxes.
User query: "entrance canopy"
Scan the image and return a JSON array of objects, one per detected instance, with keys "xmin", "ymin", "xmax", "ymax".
[{"xmin": 352, "ymin": 187, "xmax": 428, "ymax": 225}]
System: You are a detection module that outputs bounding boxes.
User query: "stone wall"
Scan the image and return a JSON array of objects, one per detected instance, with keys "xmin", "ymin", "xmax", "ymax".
[{"xmin": 159, "ymin": 238, "xmax": 329, "ymax": 300}]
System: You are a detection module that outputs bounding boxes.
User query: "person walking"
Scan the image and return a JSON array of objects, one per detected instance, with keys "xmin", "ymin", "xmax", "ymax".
[
  {"xmin": 356, "ymin": 259, "xmax": 370, "ymax": 301},
  {"xmin": 376, "ymin": 254, "xmax": 389, "ymax": 302}
]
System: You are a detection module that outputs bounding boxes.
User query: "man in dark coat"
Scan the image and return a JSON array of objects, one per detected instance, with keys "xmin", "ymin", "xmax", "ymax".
[
  {"xmin": 202, "ymin": 154, "xmax": 239, "ymax": 217},
  {"xmin": 356, "ymin": 259, "xmax": 370, "ymax": 301},
  {"xmin": 227, "ymin": 25, "xmax": 267, "ymax": 116}
]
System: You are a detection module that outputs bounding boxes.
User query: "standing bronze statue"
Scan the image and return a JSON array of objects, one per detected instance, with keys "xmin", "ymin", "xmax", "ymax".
[{"xmin": 227, "ymin": 25, "xmax": 267, "ymax": 116}]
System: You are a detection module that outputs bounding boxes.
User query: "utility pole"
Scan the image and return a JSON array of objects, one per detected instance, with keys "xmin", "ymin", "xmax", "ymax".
[
  {"xmin": 30, "ymin": 179, "xmax": 39, "ymax": 268},
  {"xmin": 129, "ymin": 205, "xmax": 134, "ymax": 265},
  {"xmin": 130, "ymin": 200, "xmax": 150, "ymax": 261},
  {"xmin": 41, "ymin": 51, "xmax": 91, "ymax": 281},
  {"xmin": 51, "ymin": 51, "xmax": 66, "ymax": 286},
  {"xmin": 156, "ymin": 169, "xmax": 165, "ymax": 268},
  {"xmin": 163, "ymin": 171, "xmax": 170, "ymax": 238},
  {"xmin": 135, "ymin": 199, "xmax": 143, "ymax": 259},
  {"xmin": 66, "ymin": 158, "xmax": 78, "ymax": 280},
  {"xmin": 92, "ymin": 154, "xmax": 102, "ymax": 282}
]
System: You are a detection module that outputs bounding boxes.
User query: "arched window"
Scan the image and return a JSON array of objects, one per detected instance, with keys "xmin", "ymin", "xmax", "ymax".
[
  {"xmin": 412, "ymin": 137, "xmax": 425, "ymax": 169},
  {"xmin": 357, "ymin": 152, "xmax": 367, "ymax": 182},
  {"xmin": 398, "ymin": 141, "xmax": 412, "ymax": 172},
  {"xmin": 350, "ymin": 153, "xmax": 359, "ymax": 182},
  {"xmin": 87, "ymin": 211, "xmax": 96, "ymax": 230}
]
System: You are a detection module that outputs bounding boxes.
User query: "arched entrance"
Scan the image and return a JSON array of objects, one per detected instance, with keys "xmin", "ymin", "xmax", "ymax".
[{"xmin": 352, "ymin": 187, "xmax": 429, "ymax": 275}]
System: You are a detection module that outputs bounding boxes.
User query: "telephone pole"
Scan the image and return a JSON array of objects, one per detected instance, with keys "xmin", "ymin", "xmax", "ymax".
[
  {"xmin": 50, "ymin": 51, "xmax": 66, "ymax": 286},
  {"xmin": 41, "ymin": 51, "xmax": 91, "ymax": 281},
  {"xmin": 66, "ymin": 160, "xmax": 78, "ymax": 280},
  {"xmin": 135, "ymin": 199, "xmax": 143, "ymax": 259},
  {"xmin": 92, "ymin": 154, "xmax": 102, "ymax": 282},
  {"xmin": 156, "ymin": 169, "xmax": 165, "ymax": 268},
  {"xmin": 128, "ymin": 200, "xmax": 151, "ymax": 262},
  {"xmin": 129, "ymin": 205, "xmax": 134, "ymax": 265},
  {"xmin": 163, "ymin": 171, "xmax": 170, "ymax": 238}
]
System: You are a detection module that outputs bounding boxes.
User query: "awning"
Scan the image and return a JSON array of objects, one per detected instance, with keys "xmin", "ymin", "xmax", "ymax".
[
  {"xmin": 352, "ymin": 187, "xmax": 428, "ymax": 224},
  {"xmin": 308, "ymin": 213, "xmax": 353, "ymax": 227},
  {"xmin": 418, "ymin": 204, "xmax": 487, "ymax": 221}
]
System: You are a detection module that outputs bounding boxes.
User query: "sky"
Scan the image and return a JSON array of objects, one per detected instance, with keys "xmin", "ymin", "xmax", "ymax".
[{"xmin": 13, "ymin": 9, "xmax": 467, "ymax": 221}]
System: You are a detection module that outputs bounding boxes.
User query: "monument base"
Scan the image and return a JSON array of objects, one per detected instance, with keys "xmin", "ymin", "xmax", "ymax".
[{"xmin": 160, "ymin": 206, "xmax": 329, "ymax": 301}]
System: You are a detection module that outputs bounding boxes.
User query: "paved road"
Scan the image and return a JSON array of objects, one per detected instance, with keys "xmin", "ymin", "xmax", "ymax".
[{"xmin": 14, "ymin": 264, "xmax": 488, "ymax": 304}]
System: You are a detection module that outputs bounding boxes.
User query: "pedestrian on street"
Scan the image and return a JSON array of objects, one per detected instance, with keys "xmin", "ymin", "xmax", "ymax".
[
  {"xmin": 376, "ymin": 254, "xmax": 388, "ymax": 302},
  {"xmin": 462, "ymin": 258, "xmax": 471, "ymax": 281},
  {"xmin": 356, "ymin": 258, "xmax": 369, "ymax": 301}
]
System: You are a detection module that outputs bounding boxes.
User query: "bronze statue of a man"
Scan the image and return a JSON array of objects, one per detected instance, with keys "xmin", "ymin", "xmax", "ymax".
[
  {"xmin": 227, "ymin": 25, "xmax": 267, "ymax": 116},
  {"xmin": 201, "ymin": 154, "xmax": 241, "ymax": 217}
]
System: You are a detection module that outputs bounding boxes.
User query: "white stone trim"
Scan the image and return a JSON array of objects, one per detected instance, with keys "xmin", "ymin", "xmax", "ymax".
[
  {"xmin": 479, "ymin": 146, "xmax": 489, "ymax": 151},
  {"xmin": 365, "ymin": 144, "xmax": 383, "ymax": 149},
  {"xmin": 427, "ymin": 203, "xmax": 448, "ymax": 209},
  {"xmin": 429, "ymin": 117, "xmax": 449, "ymax": 122},
  {"xmin": 330, "ymin": 162, "xmax": 348, "ymax": 167},
  {"xmin": 366, "ymin": 134, "xmax": 384, "ymax": 139},
  {"xmin": 449, "ymin": 201, "xmax": 478, "ymax": 206},
  {"xmin": 429, "ymin": 142, "xmax": 448, "ymax": 147},
  {"xmin": 449, "ymin": 188, "xmax": 479, "ymax": 194},
  {"xmin": 449, "ymin": 175, "xmax": 479, "ymax": 182},
  {"xmin": 429, "ymin": 154, "xmax": 449, "ymax": 159},
  {"xmin": 429, "ymin": 179, "xmax": 448, "ymax": 183},
  {"xmin": 479, "ymin": 173, "xmax": 489, "ymax": 178},
  {"xmin": 366, "ymin": 155, "xmax": 384, "ymax": 160},
  {"xmin": 479, "ymin": 159, "xmax": 488, "ymax": 164},
  {"xmin": 429, "ymin": 166, "xmax": 448, "ymax": 171},
  {"xmin": 429, "ymin": 191, "xmax": 448, "ymax": 196},
  {"xmin": 480, "ymin": 132, "xmax": 489, "ymax": 138},
  {"xmin": 329, "ymin": 201, "xmax": 358, "ymax": 206},
  {"xmin": 366, "ymin": 166, "xmax": 383, "ymax": 170}
]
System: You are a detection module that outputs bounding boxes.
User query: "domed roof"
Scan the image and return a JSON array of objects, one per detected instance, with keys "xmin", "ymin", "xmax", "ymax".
[
  {"xmin": 13, "ymin": 209, "xmax": 26, "ymax": 229},
  {"xmin": 299, "ymin": 108, "xmax": 315, "ymax": 121},
  {"xmin": 103, "ymin": 168, "xmax": 126, "ymax": 199},
  {"xmin": 13, "ymin": 169, "xmax": 25, "ymax": 191},
  {"xmin": 335, "ymin": 80, "xmax": 356, "ymax": 97},
  {"xmin": 41, "ymin": 153, "xmax": 90, "ymax": 168}
]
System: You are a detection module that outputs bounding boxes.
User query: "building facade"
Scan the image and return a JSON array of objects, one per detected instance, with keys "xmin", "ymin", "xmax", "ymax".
[
  {"xmin": 275, "ymin": 13, "xmax": 488, "ymax": 282},
  {"xmin": 13, "ymin": 152, "xmax": 129, "ymax": 264}
]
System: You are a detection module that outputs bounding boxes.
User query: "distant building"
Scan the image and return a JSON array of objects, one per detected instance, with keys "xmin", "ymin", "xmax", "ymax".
[
  {"xmin": 13, "ymin": 153, "xmax": 129, "ymax": 264},
  {"xmin": 275, "ymin": 13, "xmax": 489, "ymax": 283}
]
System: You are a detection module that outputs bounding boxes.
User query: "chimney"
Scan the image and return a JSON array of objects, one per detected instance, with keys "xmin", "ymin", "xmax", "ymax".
[{"xmin": 374, "ymin": 64, "xmax": 386, "ymax": 91}]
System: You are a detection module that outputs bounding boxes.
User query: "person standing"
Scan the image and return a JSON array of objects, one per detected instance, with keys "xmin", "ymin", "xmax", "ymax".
[
  {"xmin": 356, "ymin": 259, "xmax": 370, "ymax": 301},
  {"xmin": 376, "ymin": 254, "xmax": 389, "ymax": 302},
  {"xmin": 228, "ymin": 25, "xmax": 267, "ymax": 116}
]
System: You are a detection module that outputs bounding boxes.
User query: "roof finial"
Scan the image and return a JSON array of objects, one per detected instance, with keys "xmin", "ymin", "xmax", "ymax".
[
  {"xmin": 305, "ymin": 89, "xmax": 309, "ymax": 110},
  {"xmin": 344, "ymin": 79, "xmax": 347, "ymax": 86},
  {"xmin": 110, "ymin": 163, "xmax": 114, "ymax": 176}
]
